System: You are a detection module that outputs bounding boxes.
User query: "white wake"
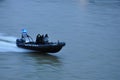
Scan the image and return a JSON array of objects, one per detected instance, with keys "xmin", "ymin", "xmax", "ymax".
[{"xmin": 0, "ymin": 33, "xmax": 32, "ymax": 52}]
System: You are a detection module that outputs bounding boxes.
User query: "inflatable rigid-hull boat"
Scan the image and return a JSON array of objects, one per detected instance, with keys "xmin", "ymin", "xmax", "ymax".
[{"xmin": 16, "ymin": 39, "xmax": 65, "ymax": 53}]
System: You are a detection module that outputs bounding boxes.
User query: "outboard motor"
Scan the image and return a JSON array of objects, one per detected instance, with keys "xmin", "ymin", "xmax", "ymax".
[{"xmin": 16, "ymin": 39, "xmax": 25, "ymax": 47}]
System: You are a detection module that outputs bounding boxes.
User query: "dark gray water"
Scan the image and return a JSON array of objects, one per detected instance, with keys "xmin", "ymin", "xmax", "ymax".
[{"xmin": 0, "ymin": 0, "xmax": 120, "ymax": 80}]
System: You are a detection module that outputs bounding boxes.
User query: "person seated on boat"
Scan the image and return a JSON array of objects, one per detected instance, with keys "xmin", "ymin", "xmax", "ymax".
[
  {"xmin": 43, "ymin": 34, "xmax": 49, "ymax": 43},
  {"xmin": 36, "ymin": 34, "xmax": 42, "ymax": 44},
  {"xmin": 36, "ymin": 34, "xmax": 49, "ymax": 44},
  {"xmin": 41, "ymin": 35, "xmax": 44, "ymax": 43},
  {"xmin": 36, "ymin": 34, "xmax": 40, "ymax": 44}
]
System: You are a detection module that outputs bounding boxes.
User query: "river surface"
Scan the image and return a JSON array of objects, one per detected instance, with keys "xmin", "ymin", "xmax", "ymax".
[{"xmin": 0, "ymin": 0, "xmax": 120, "ymax": 80}]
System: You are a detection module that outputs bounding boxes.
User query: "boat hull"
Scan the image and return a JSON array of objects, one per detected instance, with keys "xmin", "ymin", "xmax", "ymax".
[{"xmin": 16, "ymin": 39, "xmax": 65, "ymax": 53}]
